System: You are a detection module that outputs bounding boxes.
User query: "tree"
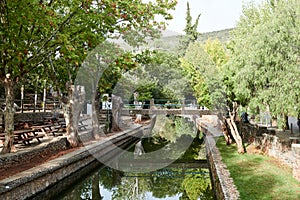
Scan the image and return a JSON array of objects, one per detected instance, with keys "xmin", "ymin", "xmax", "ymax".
[
  {"xmin": 0, "ymin": 0, "xmax": 177, "ymax": 152},
  {"xmin": 228, "ymin": 0, "xmax": 300, "ymax": 129},
  {"xmin": 181, "ymin": 37, "xmax": 246, "ymax": 153},
  {"xmin": 178, "ymin": 2, "xmax": 201, "ymax": 56},
  {"xmin": 180, "ymin": 39, "xmax": 228, "ymax": 109},
  {"xmin": 113, "ymin": 50, "xmax": 192, "ymax": 106}
]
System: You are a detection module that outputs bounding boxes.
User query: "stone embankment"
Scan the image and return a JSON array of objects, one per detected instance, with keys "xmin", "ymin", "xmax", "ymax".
[
  {"xmin": 240, "ymin": 123, "xmax": 300, "ymax": 181},
  {"xmin": 195, "ymin": 115, "xmax": 240, "ymax": 200},
  {"xmin": 195, "ymin": 115, "xmax": 300, "ymax": 200},
  {"xmin": 0, "ymin": 124, "xmax": 144, "ymax": 200}
]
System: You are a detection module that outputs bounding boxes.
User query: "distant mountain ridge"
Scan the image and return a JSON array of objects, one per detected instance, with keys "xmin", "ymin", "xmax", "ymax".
[
  {"xmin": 198, "ymin": 28, "xmax": 233, "ymax": 43},
  {"xmin": 147, "ymin": 28, "xmax": 233, "ymax": 52},
  {"xmin": 110, "ymin": 28, "xmax": 232, "ymax": 52}
]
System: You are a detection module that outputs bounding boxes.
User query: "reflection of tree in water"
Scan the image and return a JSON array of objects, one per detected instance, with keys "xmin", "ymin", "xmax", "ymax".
[
  {"xmin": 111, "ymin": 176, "xmax": 150, "ymax": 200},
  {"xmin": 152, "ymin": 115, "xmax": 196, "ymax": 143},
  {"xmin": 92, "ymin": 172, "xmax": 103, "ymax": 200},
  {"xmin": 150, "ymin": 170, "xmax": 182, "ymax": 198},
  {"xmin": 77, "ymin": 114, "xmax": 211, "ymax": 200},
  {"xmin": 70, "ymin": 171, "xmax": 103, "ymax": 200},
  {"xmin": 141, "ymin": 115, "xmax": 199, "ymax": 160},
  {"xmin": 96, "ymin": 166, "xmax": 213, "ymax": 200},
  {"xmin": 181, "ymin": 169, "xmax": 214, "ymax": 200},
  {"xmin": 98, "ymin": 167, "xmax": 124, "ymax": 190}
]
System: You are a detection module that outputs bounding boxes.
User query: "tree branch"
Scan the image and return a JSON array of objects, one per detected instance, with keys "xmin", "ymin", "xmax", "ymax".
[
  {"xmin": 18, "ymin": 24, "xmax": 23, "ymax": 38},
  {"xmin": 27, "ymin": 8, "xmax": 79, "ymax": 63}
]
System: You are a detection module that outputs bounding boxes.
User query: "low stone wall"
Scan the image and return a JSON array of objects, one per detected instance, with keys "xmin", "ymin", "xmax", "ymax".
[
  {"xmin": 241, "ymin": 123, "xmax": 296, "ymax": 167},
  {"xmin": 0, "ymin": 137, "xmax": 69, "ymax": 169},
  {"xmin": 78, "ymin": 125, "xmax": 105, "ymax": 143},
  {"xmin": 198, "ymin": 121, "xmax": 240, "ymax": 200},
  {"xmin": 241, "ymin": 123, "xmax": 300, "ymax": 181},
  {"xmin": 239, "ymin": 123, "xmax": 276, "ymax": 140},
  {"xmin": 205, "ymin": 135, "xmax": 240, "ymax": 200},
  {"xmin": 292, "ymin": 144, "xmax": 300, "ymax": 181},
  {"xmin": 250, "ymin": 133, "xmax": 293, "ymax": 166}
]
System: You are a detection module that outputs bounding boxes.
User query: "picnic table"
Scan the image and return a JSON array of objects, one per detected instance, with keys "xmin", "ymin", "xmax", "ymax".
[
  {"xmin": 13, "ymin": 129, "xmax": 44, "ymax": 145},
  {"xmin": 31, "ymin": 124, "xmax": 56, "ymax": 136},
  {"xmin": 0, "ymin": 129, "xmax": 44, "ymax": 146}
]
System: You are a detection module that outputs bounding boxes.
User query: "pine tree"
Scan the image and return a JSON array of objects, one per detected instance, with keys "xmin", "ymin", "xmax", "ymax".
[{"xmin": 178, "ymin": 2, "xmax": 201, "ymax": 56}]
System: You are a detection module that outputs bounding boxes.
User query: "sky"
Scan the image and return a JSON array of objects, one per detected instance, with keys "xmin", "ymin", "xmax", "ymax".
[{"xmin": 164, "ymin": 0, "xmax": 264, "ymax": 34}]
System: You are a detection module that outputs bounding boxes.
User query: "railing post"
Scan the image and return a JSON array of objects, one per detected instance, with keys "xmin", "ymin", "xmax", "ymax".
[
  {"xmin": 181, "ymin": 98, "xmax": 185, "ymax": 110},
  {"xmin": 150, "ymin": 98, "xmax": 155, "ymax": 110},
  {"xmin": 34, "ymin": 91, "xmax": 37, "ymax": 112},
  {"xmin": 21, "ymin": 85, "xmax": 24, "ymax": 113},
  {"xmin": 42, "ymin": 80, "xmax": 46, "ymax": 112}
]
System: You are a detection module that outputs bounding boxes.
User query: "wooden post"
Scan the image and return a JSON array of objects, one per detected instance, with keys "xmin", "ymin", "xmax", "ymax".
[
  {"xmin": 42, "ymin": 80, "xmax": 46, "ymax": 112},
  {"xmin": 21, "ymin": 85, "xmax": 24, "ymax": 113},
  {"xmin": 34, "ymin": 91, "xmax": 37, "ymax": 112}
]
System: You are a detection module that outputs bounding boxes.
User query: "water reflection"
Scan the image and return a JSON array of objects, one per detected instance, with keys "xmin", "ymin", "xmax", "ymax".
[
  {"xmin": 49, "ymin": 115, "xmax": 213, "ymax": 200},
  {"xmin": 55, "ymin": 166, "xmax": 213, "ymax": 200}
]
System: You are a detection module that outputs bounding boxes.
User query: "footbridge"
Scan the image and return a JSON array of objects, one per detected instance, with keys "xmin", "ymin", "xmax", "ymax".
[
  {"xmin": 121, "ymin": 98, "xmax": 212, "ymax": 116},
  {"xmin": 122, "ymin": 108, "xmax": 212, "ymax": 116}
]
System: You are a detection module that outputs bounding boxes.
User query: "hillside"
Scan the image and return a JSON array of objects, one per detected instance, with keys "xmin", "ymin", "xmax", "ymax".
[
  {"xmin": 146, "ymin": 28, "xmax": 233, "ymax": 52},
  {"xmin": 111, "ymin": 28, "xmax": 233, "ymax": 52}
]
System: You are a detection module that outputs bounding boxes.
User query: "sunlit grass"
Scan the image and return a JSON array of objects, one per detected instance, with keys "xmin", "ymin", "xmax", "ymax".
[{"xmin": 216, "ymin": 137, "xmax": 300, "ymax": 200}]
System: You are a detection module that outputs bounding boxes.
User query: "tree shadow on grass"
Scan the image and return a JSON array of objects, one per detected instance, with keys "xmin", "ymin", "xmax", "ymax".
[{"xmin": 216, "ymin": 137, "xmax": 300, "ymax": 200}]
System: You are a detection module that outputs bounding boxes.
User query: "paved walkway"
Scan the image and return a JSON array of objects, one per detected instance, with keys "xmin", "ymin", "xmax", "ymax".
[{"xmin": 197, "ymin": 115, "xmax": 223, "ymax": 137}]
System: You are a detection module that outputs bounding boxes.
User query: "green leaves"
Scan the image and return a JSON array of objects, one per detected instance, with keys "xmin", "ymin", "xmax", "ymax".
[
  {"xmin": 0, "ymin": 0, "xmax": 177, "ymax": 81},
  {"xmin": 180, "ymin": 39, "xmax": 228, "ymax": 110},
  {"xmin": 178, "ymin": 2, "xmax": 201, "ymax": 57},
  {"xmin": 228, "ymin": 0, "xmax": 300, "ymax": 125}
]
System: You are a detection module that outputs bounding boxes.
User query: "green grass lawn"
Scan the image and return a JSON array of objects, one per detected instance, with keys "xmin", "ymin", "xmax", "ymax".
[{"xmin": 216, "ymin": 137, "xmax": 300, "ymax": 200}]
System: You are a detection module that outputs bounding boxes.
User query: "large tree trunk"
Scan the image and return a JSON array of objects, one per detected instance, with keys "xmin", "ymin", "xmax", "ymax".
[
  {"xmin": 92, "ymin": 172, "xmax": 103, "ymax": 200},
  {"xmin": 62, "ymin": 84, "xmax": 85, "ymax": 148},
  {"xmin": 284, "ymin": 114, "xmax": 289, "ymax": 130},
  {"xmin": 221, "ymin": 122, "xmax": 233, "ymax": 145},
  {"xmin": 111, "ymin": 95, "xmax": 123, "ymax": 132},
  {"xmin": 91, "ymin": 90, "xmax": 103, "ymax": 138},
  {"xmin": 225, "ymin": 102, "xmax": 245, "ymax": 154},
  {"xmin": 1, "ymin": 76, "xmax": 15, "ymax": 154}
]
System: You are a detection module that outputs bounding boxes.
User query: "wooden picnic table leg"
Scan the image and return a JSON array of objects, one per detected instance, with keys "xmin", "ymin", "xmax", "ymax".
[{"xmin": 19, "ymin": 134, "xmax": 31, "ymax": 145}]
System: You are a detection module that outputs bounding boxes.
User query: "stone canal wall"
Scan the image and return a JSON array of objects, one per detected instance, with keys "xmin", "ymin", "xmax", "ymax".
[
  {"xmin": 0, "ymin": 125, "xmax": 143, "ymax": 200},
  {"xmin": 196, "ymin": 117, "xmax": 240, "ymax": 200}
]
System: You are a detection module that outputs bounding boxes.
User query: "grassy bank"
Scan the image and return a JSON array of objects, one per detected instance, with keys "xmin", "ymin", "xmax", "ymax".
[{"xmin": 216, "ymin": 137, "xmax": 300, "ymax": 200}]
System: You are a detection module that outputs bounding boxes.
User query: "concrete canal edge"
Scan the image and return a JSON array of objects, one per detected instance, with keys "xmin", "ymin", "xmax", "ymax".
[
  {"xmin": 0, "ymin": 125, "xmax": 144, "ymax": 200},
  {"xmin": 196, "ymin": 116, "xmax": 240, "ymax": 200}
]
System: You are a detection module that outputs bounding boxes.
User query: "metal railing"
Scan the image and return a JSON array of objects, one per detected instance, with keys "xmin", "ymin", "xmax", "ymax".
[
  {"xmin": 122, "ymin": 99, "xmax": 206, "ymax": 110},
  {"xmin": 0, "ymin": 98, "xmax": 61, "ymax": 113}
]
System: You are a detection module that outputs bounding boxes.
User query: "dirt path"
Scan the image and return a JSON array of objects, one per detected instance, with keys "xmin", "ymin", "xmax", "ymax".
[
  {"xmin": 0, "ymin": 147, "xmax": 79, "ymax": 180},
  {"xmin": 0, "ymin": 121, "xmax": 150, "ymax": 181}
]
